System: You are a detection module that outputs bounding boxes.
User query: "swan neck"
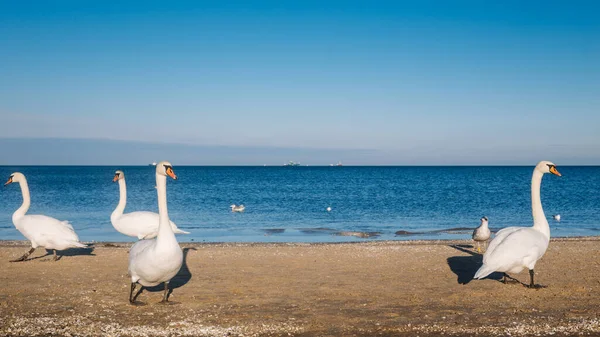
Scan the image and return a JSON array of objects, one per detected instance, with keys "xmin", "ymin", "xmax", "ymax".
[
  {"xmin": 531, "ymin": 169, "xmax": 550, "ymax": 238},
  {"xmin": 156, "ymin": 174, "xmax": 176, "ymax": 246},
  {"xmin": 111, "ymin": 178, "xmax": 127, "ymax": 220},
  {"xmin": 13, "ymin": 178, "xmax": 31, "ymax": 223}
]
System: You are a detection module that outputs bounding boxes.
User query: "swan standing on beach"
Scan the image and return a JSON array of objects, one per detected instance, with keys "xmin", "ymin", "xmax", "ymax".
[
  {"xmin": 111, "ymin": 170, "xmax": 189, "ymax": 239},
  {"xmin": 472, "ymin": 216, "xmax": 491, "ymax": 253},
  {"xmin": 128, "ymin": 162, "xmax": 183, "ymax": 304},
  {"xmin": 473, "ymin": 161, "xmax": 561, "ymax": 288},
  {"xmin": 230, "ymin": 204, "xmax": 245, "ymax": 212},
  {"xmin": 4, "ymin": 172, "xmax": 86, "ymax": 262}
]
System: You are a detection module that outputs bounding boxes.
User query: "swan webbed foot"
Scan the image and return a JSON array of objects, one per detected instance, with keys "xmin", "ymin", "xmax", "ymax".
[
  {"xmin": 161, "ymin": 282, "xmax": 170, "ymax": 303},
  {"xmin": 129, "ymin": 300, "xmax": 147, "ymax": 306},
  {"xmin": 9, "ymin": 247, "xmax": 36, "ymax": 262},
  {"xmin": 129, "ymin": 282, "xmax": 145, "ymax": 304},
  {"xmin": 526, "ymin": 269, "xmax": 546, "ymax": 289},
  {"xmin": 502, "ymin": 273, "xmax": 520, "ymax": 284}
]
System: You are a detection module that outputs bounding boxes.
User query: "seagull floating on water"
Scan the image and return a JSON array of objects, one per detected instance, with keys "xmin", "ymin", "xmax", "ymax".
[
  {"xmin": 553, "ymin": 214, "xmax": 561, "ymax": 222},
  {"xmin": 326, "ymin": 206, "xmax": 332, "ymax": 212},
  {"xmin": 230, "ymin": 204, "xmax": 245, "ymax": 212}
]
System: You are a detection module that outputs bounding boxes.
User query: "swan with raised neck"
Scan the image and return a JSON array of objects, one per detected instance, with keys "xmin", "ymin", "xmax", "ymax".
[
  {"xmin": 111, "ymin": 169, "xmax": 189, "ymax": 239},
  {"xmin": 4, "ymin": 172, "xmax": 86, "ymax": 262},
  {"xmin": 473, "ymin": 160, "xmax": 561, "ymax": 288},
  {"xmin": 127, "ymin": 161, "xmax": 184, "ymax": 304}
]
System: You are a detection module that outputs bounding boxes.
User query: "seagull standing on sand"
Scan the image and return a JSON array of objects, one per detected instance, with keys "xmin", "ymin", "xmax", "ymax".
[{"xmin": 472, "ymin": 216, "xmax": 491, "ymax": 253}]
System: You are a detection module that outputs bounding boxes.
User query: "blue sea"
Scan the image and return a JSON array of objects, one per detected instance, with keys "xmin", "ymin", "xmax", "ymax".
[{"xmin": 0, "ymin": 166, "xmax": 599, "ymax": 243}]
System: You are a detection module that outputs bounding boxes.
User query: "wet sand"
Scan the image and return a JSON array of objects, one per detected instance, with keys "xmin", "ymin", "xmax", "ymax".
[{"xmin": 0, "ymin": 238, "xmax": 599, "ymax": 336}]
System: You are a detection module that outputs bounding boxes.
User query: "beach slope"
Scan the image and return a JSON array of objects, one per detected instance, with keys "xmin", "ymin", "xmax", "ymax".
[{"xmin": 0, "ymin": 239, "xmax": 599, "ymax": 336}]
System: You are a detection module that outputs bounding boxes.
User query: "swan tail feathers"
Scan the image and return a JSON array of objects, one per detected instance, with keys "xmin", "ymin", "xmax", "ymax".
[
  {"xmin": 71, "ymin": 241, "xmax": 88, "ymax": 248},
  {"xmin": 473, "ymin": 264, "xmax": 495, "ymax": 280},
  {"xmin": 173, "ymin": 228, "xmax": 190, "ymax": 235}
]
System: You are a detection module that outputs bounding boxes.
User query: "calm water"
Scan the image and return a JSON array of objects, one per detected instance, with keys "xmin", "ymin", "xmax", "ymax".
[{"xmin": 0, "ymin": 166, "xmax": 599, "ymax": 243}]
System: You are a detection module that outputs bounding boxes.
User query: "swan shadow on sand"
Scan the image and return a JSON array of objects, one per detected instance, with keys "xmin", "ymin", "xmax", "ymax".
[
  {"xmin": 20, "ymin": 246, "xmax": 96, "ymax": 262},
  {"xmin": 132, "ymin": 247, "xmax": 195, "ymax": 303},
  {"xmin": 446, "ymin": 244, "xmax": 502, "ymax": 285}
]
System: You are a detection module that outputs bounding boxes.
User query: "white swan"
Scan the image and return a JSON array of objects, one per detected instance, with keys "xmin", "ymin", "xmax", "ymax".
[
  {"xmin": 4, "ymin": 172, "xmax": 86, "ymax": 262},
  {"xmin": 473, "ymin": 161, "xmax": 561, "ymax": 288},
  {"xmin": 472, "ymin": 216, "xmax": 491, "ymax": 253},
  {"xmin": 230, "ymin": 204, "xmax": 245, "ymax": 212},
  {"xmin": 111, "ymin": 170, "xmax": 189, "ymax": 239},
  {"xmin": 128, "ymin": 161, "xmax": 183, "ymax": 304}
]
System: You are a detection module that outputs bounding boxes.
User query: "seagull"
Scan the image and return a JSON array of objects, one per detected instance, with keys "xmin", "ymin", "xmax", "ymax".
[
  {"xmin": 230, "ymin": 204, "xmax": 245, "ymax": 212},
  {"xmin": 326, "ymin": 206, "xmax": 332, "ymax": 212},
  {"xmin": 553, "ymin": 214, "xmax": 561, "ymax": 222},
  {"xmin": 472, "ymin": 216, "xmax": 491, "ymax": 253}
]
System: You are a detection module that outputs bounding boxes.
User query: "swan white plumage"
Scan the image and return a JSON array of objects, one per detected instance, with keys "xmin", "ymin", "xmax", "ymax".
[
  {"xmin": 473, "ymin": 161, "xmax": 561, "ymax": 288},
  {"xmin": 111, "ymin": 170, "xmax": 189, "ymax": 240},
  {"xmin": 472, "ymin": 216, "xmax": 491, "ymax": 253},
  {"xmin": 128, "ymin": 161, "xmax": 183, "ymax": 304},
  {"xmin": 230, "ymin": 204, "xmax": 245, "ymax": 212},
  {"xmin": 4, "ymin": 172, "xmax": 86, "ymax": 262}
]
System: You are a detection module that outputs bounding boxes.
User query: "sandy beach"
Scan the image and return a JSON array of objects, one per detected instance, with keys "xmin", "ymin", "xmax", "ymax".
[{"xmin": 0, "ymin": 238, "xmax": 599, "ymax": 336}]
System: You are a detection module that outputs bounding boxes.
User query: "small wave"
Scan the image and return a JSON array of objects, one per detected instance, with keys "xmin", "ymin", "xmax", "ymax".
[
  {"xmin": 433, "ymin": 227, "xmax": 473, "ymax": 234},
  {"xmin": 395, "ymin": 227, "xmax": 475, "ymax": 236},
  {"xmin": 395, "ymin": 230, "xmax": 426, "ymax": 236},
  {"xmin": 298, "ymin": 227, "xmax": 337, "ymax": 235},
  {"xmin": 335, "ymin": 231, "xmax": 381, "ymax": 239},
  {"xmin": 262, "ymin": 228, "xmax": 286, "ymax": 234}
]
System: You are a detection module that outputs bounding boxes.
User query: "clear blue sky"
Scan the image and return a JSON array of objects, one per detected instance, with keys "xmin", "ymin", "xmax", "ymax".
[{"xmin": 1, "ymin": 1, "xmax": 598, "ymax": 165}]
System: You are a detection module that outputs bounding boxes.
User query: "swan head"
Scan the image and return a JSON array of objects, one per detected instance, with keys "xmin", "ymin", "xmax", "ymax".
[
  {"xmin": 536, "ymin": 161, "xmax": 561, "ymax": 177},
  {"xmin": 156, "ymin": 161, "xmax": 177, "ymax": 180},
  {"xmin": 4, "ymin": 172, "xmax": 25, "ymax": 186},
  {"xmin": 113, "ymin": 170, "xmax": 124, "ymax": 182}
]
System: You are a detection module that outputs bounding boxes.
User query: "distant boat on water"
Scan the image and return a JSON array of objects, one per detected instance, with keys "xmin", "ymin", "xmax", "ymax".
[
  {"xmin": 149, "ymin": 162, "xmax": 157, "ymax": 166},
  {"xmin": 330, "ymin": 161, "xmax": 343, "ymax": 167},
  {"xmin": 284, "ymin": 161, "xmax": 301, "ymax": 167}
]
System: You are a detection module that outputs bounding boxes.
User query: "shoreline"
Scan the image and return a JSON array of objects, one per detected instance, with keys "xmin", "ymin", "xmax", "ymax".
[
  {"xmin": 1, "ymin": 238, "xmax": 599, "ymax": 336},
  {"xmin": 2, "ymin": 235, "xmax": 600, "ymax": 247}
]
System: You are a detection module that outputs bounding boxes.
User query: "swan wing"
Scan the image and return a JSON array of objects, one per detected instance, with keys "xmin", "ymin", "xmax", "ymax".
[
  {"xmin": 115, "ymin": 211, "xmax": 188, "ymax": 238},
  {"xmin": 475, "ymin": 228, "xmax": 548, "ymax": 279},
  {"xmin": 16, "ymin": 215, "xmax": 85, "ymax": 250},
  {"xmin": 128, "ymin": 239, "xmax": 182, "ymax": 286},
  {"xmin": 483, "ymin": 226, "xmax": 521, "ymax": 263},
  {"xmin": 115, "ymin": 211, "xmax": 160, "ymax": 238}
]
